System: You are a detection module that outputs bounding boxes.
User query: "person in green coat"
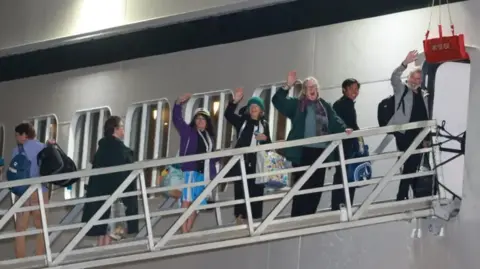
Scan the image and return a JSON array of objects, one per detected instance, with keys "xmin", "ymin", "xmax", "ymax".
[{"xmin": 272, "ymin": 71, "xmax": 353, "ymax": 217}]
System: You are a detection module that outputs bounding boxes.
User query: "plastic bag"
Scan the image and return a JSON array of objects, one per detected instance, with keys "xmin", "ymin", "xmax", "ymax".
[
  {"xmin": 255, "ymin": 151, "xmax": 289, "ymax": 189},
  {"xmin": 158, "ymin": 165, "xmax": 184, "ymax": 199}
]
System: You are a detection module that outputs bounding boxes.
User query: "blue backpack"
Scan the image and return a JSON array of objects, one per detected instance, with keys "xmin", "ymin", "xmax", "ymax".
[
  {"xmin": 346, "ymin": 138, "xmax": 373, "ymax": 183},
  {"xmin": 7, "ymin": 145, "xmax": 31, "ymax": 196}
]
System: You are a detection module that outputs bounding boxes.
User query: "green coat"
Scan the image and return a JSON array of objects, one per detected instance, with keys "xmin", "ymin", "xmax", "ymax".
[{"xmin": 272, "ymin": 89, "xmax": 347, "ymax": 165}]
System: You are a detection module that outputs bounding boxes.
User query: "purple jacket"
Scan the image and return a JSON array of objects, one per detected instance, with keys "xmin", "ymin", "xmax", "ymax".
[{"xmin": 172, "ymin": 103, "xmax": 219, "ymax": 179}]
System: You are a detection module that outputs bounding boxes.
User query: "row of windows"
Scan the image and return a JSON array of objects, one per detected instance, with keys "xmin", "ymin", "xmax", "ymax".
[{"xmin": 1, "ymin": 87, "xmax": 299, "ymax": 199}]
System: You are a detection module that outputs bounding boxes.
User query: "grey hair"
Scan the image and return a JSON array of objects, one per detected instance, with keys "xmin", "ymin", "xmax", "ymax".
[
  {"xmin": 299, "ymin": 76, "xmax": 320, "ymax": 99},
  {"xmin": 409, "ymin": 67, "xmax": 422, "ymax": 78}
]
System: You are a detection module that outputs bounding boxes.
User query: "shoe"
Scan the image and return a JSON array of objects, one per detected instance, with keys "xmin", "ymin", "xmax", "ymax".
[
  {"xmin": 235, "ymin": 216, "xmax": 246, "ymax": 225},
  {"xmin": 109, "ymin": 226, "xmax": 125, "ymax": 241}
]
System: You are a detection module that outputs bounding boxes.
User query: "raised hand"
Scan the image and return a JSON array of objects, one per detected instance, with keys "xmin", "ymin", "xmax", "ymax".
[
  {"xmin": 287, "ymin": 71, "xmax": 297, "ymax": 87},
  {"xmin": 176, "ymin": 93, "xmax": 192, "ymax": 104},
  {"xmin": 233, "ymin": 87, "xmax": 244, "ymax": 104},
  {"xmin": 403, "ymin": 50, "xmax": 418, "ymax": 65}
]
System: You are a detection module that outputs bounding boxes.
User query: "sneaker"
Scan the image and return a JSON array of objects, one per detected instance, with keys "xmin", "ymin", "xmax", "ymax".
[
  {"xmin": 235, "ymin": 216, "xmax": 246, "ymax": 225},
  {"xmin": 109, "ymin": 226, "xmax": 125, "ymax": 241}
]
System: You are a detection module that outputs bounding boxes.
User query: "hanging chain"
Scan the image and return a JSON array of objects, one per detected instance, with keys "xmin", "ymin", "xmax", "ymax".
[
  {"xmin": 426, "ymin": 0, "xmax": 436, "ymax": 39},
  {"xmin": 445, "ymin": 0, "xmax": 455, "ymax": 35}
]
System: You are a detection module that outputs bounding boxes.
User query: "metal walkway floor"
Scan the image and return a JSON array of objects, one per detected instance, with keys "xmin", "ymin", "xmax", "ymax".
[{"xmin": 1, "ymin": 197, "xmax": 437, "ymax": 269}]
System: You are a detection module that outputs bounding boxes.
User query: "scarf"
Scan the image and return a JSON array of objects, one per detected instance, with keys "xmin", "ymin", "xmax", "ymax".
[{"xmin": 301, "ymin": 99, "xmax": 329, "ymax": 136}]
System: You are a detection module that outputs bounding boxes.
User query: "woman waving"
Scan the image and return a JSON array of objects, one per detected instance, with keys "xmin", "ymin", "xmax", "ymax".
[
  {"xmin": 173, "ymin": 94, "xmax": 218, "ymax": 233},
  {"xmin": 225, "ymin": 88, "xmax": 271, "ymax": 224},
  {"xmin": 272, "ymin": 72, "xmax": 352, "ymax": 217}
]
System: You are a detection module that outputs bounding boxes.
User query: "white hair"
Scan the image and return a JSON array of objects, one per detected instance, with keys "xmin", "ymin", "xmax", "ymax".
[
  {"xmin": 299, "ymin": 76, "xmax": 320, "ymax": 99},
  {"xmin": 409, "ymin": 67, "xmax": 422, "ymax": 78}
]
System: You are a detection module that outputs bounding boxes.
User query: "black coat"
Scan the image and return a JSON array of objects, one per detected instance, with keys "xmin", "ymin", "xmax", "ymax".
[
  {"xmin": 81, "ymin": 136, "xmax": 137, "ymax": 236},
  {"xmin": 224, "ymin": 101, "xmax": 272, "ymax": 173},
  {"xmin": 333, "ymin": 95, "xmax": 359, "ymax": 156}
]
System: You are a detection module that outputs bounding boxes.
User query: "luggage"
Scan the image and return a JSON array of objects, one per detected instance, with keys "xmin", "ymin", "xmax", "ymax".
[
  {"xmin": 158, "ymin": 165, "xmax": 184, "ymax": 199},
  {"xmin": 7, "ymin": 145, "xmax": 31, "ymax": 196},
  {"xmin": 37, "ymin": 143, "xmax": 80, "ymax": 187},
  {"xmin": 377, "ymin": 87, "xmax": 409, "ymax": 127},
  {"xmin": 255, "ymin": 151, "xmax": 289, "ymax": 189},
  {"xmin": 346, "ymin": 138, "xmax": 373, "ymax": 182}
]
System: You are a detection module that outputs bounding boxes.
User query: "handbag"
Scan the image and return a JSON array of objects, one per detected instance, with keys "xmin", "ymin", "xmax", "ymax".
[
  {"xmin": 255, "ymin": 151, "xmax": 289, "ymax": 189},
  {"xmin": 423, "ymin": 1, "xmax": 468, "ymax": 63},
  {"xmin": 346, "ymin": 137, "xmax": 373, "ymax": 182},
  {"xmin": 158, "ymin": 165, "xmax": 184, "ymax": 199}
]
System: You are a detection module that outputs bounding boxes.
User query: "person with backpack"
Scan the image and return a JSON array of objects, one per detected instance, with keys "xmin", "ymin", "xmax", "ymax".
[
  {"xmin": 224, "ymin": 88, "xmax": 272, "ymax": 225},
  {"xmin": 387, "ymin": 50, "xmax": 431, "ymax": 200},
  {"xmin": 173, "ymin": 94, "xmax": 219, "ymax": 233},
  {"xmin": 272, "ymin": 72, "xmax": 352, "ymax": 217},
  {"xmin": 9, "ymin": 123, "xmax": 54, "ymax": 258},
  {"xmin": 81, "ymin": 116, "xmax": 138, "ymax": 246},
  {"xmin": 331, "ymin": 78, "xmax": 361, "ymax": 211}
]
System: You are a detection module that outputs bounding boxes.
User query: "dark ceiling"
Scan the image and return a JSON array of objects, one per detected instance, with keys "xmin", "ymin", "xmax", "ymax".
[{"xmin": 0, "ymin": 0, "xmax": 466, "ymax": 82}]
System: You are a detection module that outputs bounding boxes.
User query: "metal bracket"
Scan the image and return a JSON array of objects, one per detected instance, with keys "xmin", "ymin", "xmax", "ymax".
[{"xmin": 432, "ymin": 198, "xmax": 462, "ymax": 221}]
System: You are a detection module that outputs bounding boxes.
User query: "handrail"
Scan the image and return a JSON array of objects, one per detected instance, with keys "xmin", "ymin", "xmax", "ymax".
[
  {"xmin": 0, "ymin": 120, "xmax": 441, "ymax": 268},
  {"xmin": 0, "ymin": 120, "xmax": 436, "ymax": 190},
  {"xmin": 0, "ymin": 146, "xmax": 431, "ymax": 215}
]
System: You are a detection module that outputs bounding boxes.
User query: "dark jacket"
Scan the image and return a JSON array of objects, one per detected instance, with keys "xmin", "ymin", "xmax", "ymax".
[
  {"xmin": 333, "ymin": 95, "xmax": 360, "ymax": 156},
  {"xmin": 86, "ymin": 136, "xmax": 135, "ymax": 194},
  {"xmin": 82, "ymin": 136, "xmax": 137, "ymax": 236},
  {"xmin": 272, "ymin": 89, "xmax": 346, "ymax": 165},
  {"xmin": 225, "ymin": 101, "xmax": 272, "ymax": 149},
  {"xmin": 172, "ymin": 103, "xmax": 218, "ymax": 178},
  {"xmin": 333, "ymin": 96, "xmax": 359, "ymax": 131}
]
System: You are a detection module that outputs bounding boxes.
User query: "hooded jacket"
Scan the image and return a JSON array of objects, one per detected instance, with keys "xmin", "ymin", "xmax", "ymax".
[{"xmin": 172, "ymin": 103, "xmax": 218, "ymax": 178}]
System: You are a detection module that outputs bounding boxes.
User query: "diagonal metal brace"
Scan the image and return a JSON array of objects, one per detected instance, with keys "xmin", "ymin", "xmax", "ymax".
[
  {"xmin": 53, "ymin": 170, "xmax": 141, "ymax": 265},
  {"xmin": 0, "ymin": 184, "xmax": 38, "ymax": 231},
  {"xmin": 253, "ymin": 141, "xmax": 339, "ymax": 236},
  {"xmin": 351, "ymin": 127, "xmax": 430, "ymax": 221},
  {"xmin": 154, "ymin": 155, "xmax": 241, "ymax": 249}
]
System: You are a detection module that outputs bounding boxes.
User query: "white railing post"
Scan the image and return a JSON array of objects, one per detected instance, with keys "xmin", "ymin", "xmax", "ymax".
[
  {"xmin": 351, "ymin": 127, "xmax": 431, "ymax": 220},
  {"xmin": 153, "ymin": 155, "xmax": 241, "ymax": 249},
  {"xmin": 239, "ymin": 155, "xmax": 254, "ymax": 235},
  {"xmin": 138, "ymin": 171, "xmax": 155, "ymax": 250},
  {"xmin": 0, "ymin": 185, "xmax": 37, "ymax": 230},
  {"xmin": 136, "ymin": 197, "xmax": 177, "ymax": 239},
  {"xmin": 37, "ymin": 185, "xmax": 53, "ymax": 265},
  {"xmin": 52, "ymin": 170, "xmax": 141, "ymax": 265},
  {"xmin": 252, "ymin": 141, "xmax": 339, "ymax": 236},
  {"xmin": 337, "ymin": 141, "xmax": 353, "ymax": 220}
]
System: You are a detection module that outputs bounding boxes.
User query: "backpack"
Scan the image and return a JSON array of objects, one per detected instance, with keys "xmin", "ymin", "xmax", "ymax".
[
  {"xmin": 7, "ymin": 145, "xmax": 31, "ymax": 196},
  {"xmin": 37, "ymin": 144, "xmax": 80, "ymax": 187},
  {"xmin": 377, "ymin": 86, "xmax": 409, "ymax": 127}
]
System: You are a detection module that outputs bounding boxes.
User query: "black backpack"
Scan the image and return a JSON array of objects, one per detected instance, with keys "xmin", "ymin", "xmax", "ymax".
[
  {"xmin": 37, "ymin": 144, "xmax": 80, "ymax": 187},
  {"xmin": 377, "ymin": 86, "xmax": 409, "ymax": 127}
]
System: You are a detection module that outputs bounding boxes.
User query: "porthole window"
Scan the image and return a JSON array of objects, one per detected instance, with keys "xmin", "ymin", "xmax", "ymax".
[
  {"xmin": 125, "ymin": 99, "xmax": 171, "ymax": 188},
  {"xmin": 66, "ymin": 107, "xmax": 111, "ymax": 199},
  {"xmin": 29, "ymin": 114, "xmax": 58, "ymax": 143},
  {"xmin": 253, "ymin": 84, "xmax": 301, "ymax": 141}
]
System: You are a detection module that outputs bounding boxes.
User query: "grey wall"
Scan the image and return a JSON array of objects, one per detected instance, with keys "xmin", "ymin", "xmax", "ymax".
[{"xmin": 0, "ymin": 1, "xmax": 479, "ymax": 269}]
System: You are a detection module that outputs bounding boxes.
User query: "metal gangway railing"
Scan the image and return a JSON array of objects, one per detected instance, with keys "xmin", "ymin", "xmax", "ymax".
[{"xmin": 0, "ymin": 120, "xmax": 451, "ymax": 269}]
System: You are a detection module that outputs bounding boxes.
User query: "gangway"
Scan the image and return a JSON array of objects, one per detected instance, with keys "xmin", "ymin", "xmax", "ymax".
[{"xmin": 0, "ymin": 120, "xmax": 460, "ymax": 269}]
